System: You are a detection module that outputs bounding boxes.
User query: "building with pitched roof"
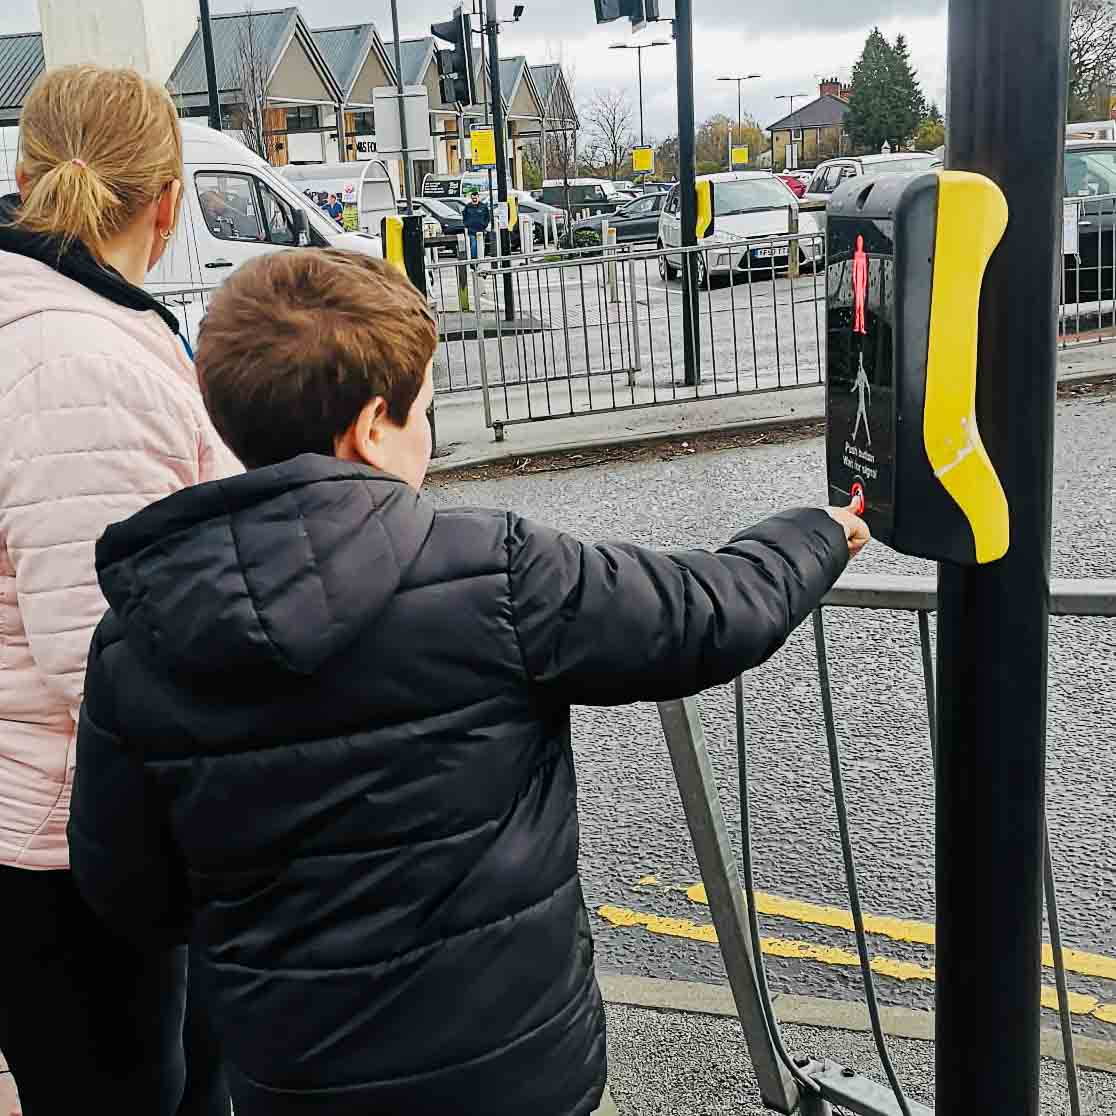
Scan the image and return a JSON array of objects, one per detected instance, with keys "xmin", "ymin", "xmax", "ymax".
[
  {"xmin": 767, "ymin": 78, "xmax": 851, "ymax": 170},
  {"xmin": 169, "ymin": 7, "xmax": 343, "ymax": 165},
  {"xmin": 0, "ymin": 32, "xmax": 43, "ymax": 127}
]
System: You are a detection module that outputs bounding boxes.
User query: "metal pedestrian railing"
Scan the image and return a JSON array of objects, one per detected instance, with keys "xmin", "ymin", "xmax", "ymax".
[
  {"xmin": 1061, "ymin": 192, "xmax": 1116, "ymax": 348},
  {"xmin": 464, "ymin": 234, "xmax": 827, "ymax": 441},
  {"xmin": 656, "ymin": 573, "xmax": 1116, "ymax": 1115}
]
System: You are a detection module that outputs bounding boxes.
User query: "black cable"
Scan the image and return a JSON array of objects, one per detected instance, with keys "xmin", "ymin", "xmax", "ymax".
[
  {"xmin": 813, "ymin": 610, "xmax": 913, "ymax": 1116},
  {"xmin": 734, "ymin": 675, "xmax": 822, "ymax": 1097},
  {"xmin": 917, "ymin": 610, "xmax": 937, "ymax": 768},
  {"xmin": 1044, "ymin": 828, "xmax": 1083, "ymax": 1116}
]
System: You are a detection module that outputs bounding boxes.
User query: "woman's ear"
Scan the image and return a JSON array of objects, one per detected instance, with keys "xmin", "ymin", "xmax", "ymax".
[{"xmin": 156, "ymin": 180, "xmax": 182, "ymax": 238}]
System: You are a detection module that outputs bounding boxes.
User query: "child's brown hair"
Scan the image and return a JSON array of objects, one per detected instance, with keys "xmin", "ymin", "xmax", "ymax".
[{"xmin": 196, "ymin": 250, "xmax": 437, "ymax": 469}]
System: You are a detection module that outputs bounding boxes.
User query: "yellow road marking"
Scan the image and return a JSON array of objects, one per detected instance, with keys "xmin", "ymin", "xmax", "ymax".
[
  {"xmin": 684, "ymin": 883, "xmax": 1116, "ymax": 983},
  {"xmin": 599, "ymin": 905, "xmax": 931, "ymax": 981},
  {"xmin": 598, "ymin": 903, "xmax": 1116, "ymax": 1023}
]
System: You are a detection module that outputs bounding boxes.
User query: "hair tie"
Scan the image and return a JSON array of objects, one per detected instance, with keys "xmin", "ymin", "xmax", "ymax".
[{"xmin": 70, "ymin": 158, "xmax": 87, "ymax": 169}]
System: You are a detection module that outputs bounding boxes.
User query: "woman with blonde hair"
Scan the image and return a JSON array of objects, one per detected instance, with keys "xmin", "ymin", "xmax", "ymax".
[{"xmin": 0, "ymin": 65, "xmax": 238, "ymax": 1114}]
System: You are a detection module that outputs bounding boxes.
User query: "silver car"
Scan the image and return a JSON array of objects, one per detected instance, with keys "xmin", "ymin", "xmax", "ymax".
[{"xmin": 802, "ymin": 152, "xmax": 941, "ymax": 231}]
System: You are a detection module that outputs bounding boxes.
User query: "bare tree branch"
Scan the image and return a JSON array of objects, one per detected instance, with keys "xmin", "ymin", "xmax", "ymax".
[
  {"xmin": 582, "ymin": 88, "xmax": 635, "ymax": 180},
  {"xmin": 235, "ymin": 8, "xmax": 273, "ymax": 160},
  {"xmin": 1069, "ymin": 0, "xmax": 1116, "ymax": 121}
]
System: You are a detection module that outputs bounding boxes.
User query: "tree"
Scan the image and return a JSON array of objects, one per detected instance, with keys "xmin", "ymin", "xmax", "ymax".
[
  {"xmin": 845, "ymin": 27, "xmax": 927, "ymax": 153},
  {"xmin": 582, "ymin": 88, "xmax": 635, "ymax": 180},
  {"xmin": 654, "ymin": 134, "xmax": 679, "ymax": 179},
  {"xmin": 234, "ymin": 9, "xmax": 274, "ymax": 162},
  {"xmin": 695, "ymin": 112, "xmax": 765, "ymax": 169},
  {"xmin": 1069, "ymin": 0, "xmax": 1116, "ymax": 122}
]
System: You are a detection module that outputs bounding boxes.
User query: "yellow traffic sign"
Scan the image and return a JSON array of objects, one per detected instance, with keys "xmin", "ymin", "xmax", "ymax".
[
  {"xmin": 632, "ymin": 145, "xmax": 655, "ymax": 174},
  {"xmin": 731, "ymin": 145, "xmax": 750, "ymax": 167},
  {"xmin": 470, "ymin": 126, "xmax": 496, "ymax": 168}
]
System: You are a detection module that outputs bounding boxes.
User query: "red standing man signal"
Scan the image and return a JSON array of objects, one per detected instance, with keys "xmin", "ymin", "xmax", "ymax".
[{"xmin": 852, "ymin": 233, "xmax": 868, "ymax": 335}]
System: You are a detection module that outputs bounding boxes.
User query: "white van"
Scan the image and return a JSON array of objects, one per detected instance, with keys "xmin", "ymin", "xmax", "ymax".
[
  {"xmin": 279, "ymin": 161, "xmax": 396, "ymax": 237},
  {"xmin": 0, "ymin": 121, "xmax": 382, "ymax": 296}
]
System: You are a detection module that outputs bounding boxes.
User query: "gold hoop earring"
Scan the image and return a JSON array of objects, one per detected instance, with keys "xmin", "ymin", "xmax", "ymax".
[{"xmin": 159, "ymin": 229, "xmax": 172, "ymax": 242}]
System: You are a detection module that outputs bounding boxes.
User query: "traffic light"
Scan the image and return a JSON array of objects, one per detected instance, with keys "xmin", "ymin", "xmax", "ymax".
[
  {"xmin": 431, "ymin": 6, "xmax": 475, "ymax": 106},
  {"xmin": 593, "ymin": 0, "xmax": 659, "ymax": 26}
]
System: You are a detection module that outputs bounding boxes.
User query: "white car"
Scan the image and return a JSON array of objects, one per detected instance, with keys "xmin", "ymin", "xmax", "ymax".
[
  {"xmin": 656, "ymin": 171, "xmax": 821, "ymax": 285},
  {"xmin": 801, "ymin": 152, "xmax": 940, "ymax": 233}
]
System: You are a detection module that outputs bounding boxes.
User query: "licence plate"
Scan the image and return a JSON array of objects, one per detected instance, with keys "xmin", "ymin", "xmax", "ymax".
[{"xmin": 751, "ymin": 247, "xmax": 784, "ymax": 259}]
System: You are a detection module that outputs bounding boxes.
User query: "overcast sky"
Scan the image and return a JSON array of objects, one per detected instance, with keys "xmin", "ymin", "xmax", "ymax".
[{"xmin": 2, "ymin": 0, "xmax": 948, "ymax": 141}]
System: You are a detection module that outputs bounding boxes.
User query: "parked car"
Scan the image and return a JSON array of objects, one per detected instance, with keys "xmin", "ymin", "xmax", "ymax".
[
  {"xmin": 1066, "ymin": 120, "xmax": 1116, "ymax": 142},
  {"xmin": 638, "ymin": 181, "xmax": 674, "ymax": 196},
  {"xmin": 439, "ymin": 191, "xmax": 566, "ymax": 249},
  {"xmin": 778, "ymin": 173, "xmax": 807, "ymax": 198},
  {"xmin": 540, "ymin": 178, "xmax": 624, "ymax": 217},
  {"xmin": 10, "ymin": 121, "xmax": 382, "ymax": 294},
  {"xmin": 568, "ymin": 190, "xmax": 667, "ymax": 247},
  {"xmin": 656, "ymin": 171, "xmax": 821, "ymax": 286},
  {"xmin": 1063, "ymin": 140, "xmax": 1116, "ymax": 303},
  {"xmin": 802, "ymin": 152, "xmax": 941, "ymax": 231}
]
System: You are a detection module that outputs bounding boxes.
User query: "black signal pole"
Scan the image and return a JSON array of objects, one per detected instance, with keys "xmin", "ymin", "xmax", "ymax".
[
  {"xmin": 198, "ymin": 0, "xmax": 221, "ymax": 131},
  {"xmin": 485, "ymin": 0, "xmax": 516, "ymax": 320},
  {"xmin": 674, "ymin": 0, "xmax": 698, "ymax": 385},
  {"xmin": 936, "ymin": 1, "xmax": 1069, "ymax": 1113}
]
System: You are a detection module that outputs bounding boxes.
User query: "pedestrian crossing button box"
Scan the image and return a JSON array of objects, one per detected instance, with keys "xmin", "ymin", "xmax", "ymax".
[{"xmin": 824, "ymin": 169, "xmax": 1011, "ymax": 565}]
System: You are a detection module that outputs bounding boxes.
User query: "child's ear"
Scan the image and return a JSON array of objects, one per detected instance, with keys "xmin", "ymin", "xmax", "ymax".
[{"xmin": 334, "ymin": 399, "xmax": 387, "ymax": 466}]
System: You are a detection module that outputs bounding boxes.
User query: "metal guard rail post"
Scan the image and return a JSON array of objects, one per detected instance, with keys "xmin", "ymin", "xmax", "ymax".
[{"xmin": 655, "ymin": 573, "xmax": 1115, "ymax": 1116}]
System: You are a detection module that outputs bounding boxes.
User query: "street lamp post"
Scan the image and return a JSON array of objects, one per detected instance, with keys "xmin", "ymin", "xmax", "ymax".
[
  {"xmin": 609, "ymin": 40, "xmax": 672, "ymax": 148},
  {"xmin": 717, "ymin": 73, "xmax": 761, "ymax": 167},
  {"xmin": 774, "ymin": 92, "xmax": 808, "ymax": 169}
]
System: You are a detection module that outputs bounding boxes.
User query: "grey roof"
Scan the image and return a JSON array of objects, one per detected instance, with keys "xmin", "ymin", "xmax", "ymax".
[
  {"xmin": 500, "ymin": 56, "xmax": 527, "ymax": 103},
  {"xmin": 169, "ymin": 7, "xmax": 341, "ymax": 104},
  {"xmin": 529, "ymin": 63, "xmax": 560, "ymax": 107},
  {"xmin": 0, "ymin": 32, "xmax": 45, "ymax": 112},
  {"xmin": 384, "ymin": 38, "xmax": 435, "ymax": 88},
  {"xmin": 313, "ymin": 24, "xmax": 378, "ymax": 98},
  {"xmin": 768, "ymin": 93, "xmax": 848, "ymax": 133}
]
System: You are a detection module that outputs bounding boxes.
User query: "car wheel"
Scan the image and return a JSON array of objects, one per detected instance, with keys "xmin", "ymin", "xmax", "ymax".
[
  {"xmin": 658, "ymin": 242, "xmax": 678, "ymax": 280},
  {"xmin": 695, "ymin": 253, "xmax": 709, "ymax": 289}
]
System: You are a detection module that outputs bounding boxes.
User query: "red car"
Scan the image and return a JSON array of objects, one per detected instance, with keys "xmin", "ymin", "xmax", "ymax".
[{"xmin": 778, "ymin": 173, "xmax": 807, "ymax": 198}]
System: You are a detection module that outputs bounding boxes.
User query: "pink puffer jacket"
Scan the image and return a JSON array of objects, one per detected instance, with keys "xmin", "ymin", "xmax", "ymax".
[{"xmin": 0, "ymin": 249, "xmax": 239, "ymax": 869}]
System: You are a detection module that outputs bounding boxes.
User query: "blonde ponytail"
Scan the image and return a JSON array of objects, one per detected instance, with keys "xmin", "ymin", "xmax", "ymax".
[{"xmin": 14, "ymin": 65, "xmax": 183, "ymax": 260}]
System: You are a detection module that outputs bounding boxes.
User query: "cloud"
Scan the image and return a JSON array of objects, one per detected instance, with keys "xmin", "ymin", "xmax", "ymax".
[{"xmin": 0, "ymin": 0, "xmax": 947, "ymax": 145}]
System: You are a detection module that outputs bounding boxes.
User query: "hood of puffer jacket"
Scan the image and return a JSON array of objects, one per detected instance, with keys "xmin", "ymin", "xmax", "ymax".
[{"xmin": 95, "ymin": 456, "xmax": 435, "ymax": 678}]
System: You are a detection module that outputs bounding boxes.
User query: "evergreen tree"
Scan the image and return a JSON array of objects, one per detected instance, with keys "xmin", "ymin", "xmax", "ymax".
[{"xmin": 846, "ymin": 28, "xmax": 928, "ymax": 153}]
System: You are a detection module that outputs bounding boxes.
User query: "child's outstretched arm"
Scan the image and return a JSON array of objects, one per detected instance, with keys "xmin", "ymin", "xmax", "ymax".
[{"xmin": 507, "ymin": 504, "xmax": 866, "ymax": 706}]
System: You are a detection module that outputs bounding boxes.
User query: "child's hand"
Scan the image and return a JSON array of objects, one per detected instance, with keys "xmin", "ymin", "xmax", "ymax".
[{"xmin": 826, "ymin": 501, "xmax": 871, "ymax": 559}]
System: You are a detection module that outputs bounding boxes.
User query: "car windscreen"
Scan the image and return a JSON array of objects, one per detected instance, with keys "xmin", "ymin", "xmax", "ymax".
[
  {"xmin": 419, "ymin": 197, "xmax": 460, "ymax": 219},
  {"xmin": 862, "ymin": 156, "xmax": 938, "ymax": 179},
  {"xmin": 713, "ymin": 179, "xmax": 794, "ymax": 215},
  {"xmin": 1065, "ymin": 148, "xmax": 1116, "ymax": 196}
]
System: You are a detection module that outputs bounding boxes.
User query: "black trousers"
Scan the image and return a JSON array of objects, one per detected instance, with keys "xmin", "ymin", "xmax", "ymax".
[{"xmin": 0, "ymin": 865, "xmax": 229, "ymax": 1116}]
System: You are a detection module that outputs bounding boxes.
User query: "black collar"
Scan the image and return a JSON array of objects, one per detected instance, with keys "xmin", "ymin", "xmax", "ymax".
[{"xmin": 0, "ymin": 194, "xmax": 181, "ymax": 334}]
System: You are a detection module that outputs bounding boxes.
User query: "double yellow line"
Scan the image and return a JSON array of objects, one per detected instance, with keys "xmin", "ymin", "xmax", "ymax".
[{"xmin": 597, "ymin": 880, "xmax": 1116, "ymax": 1024}]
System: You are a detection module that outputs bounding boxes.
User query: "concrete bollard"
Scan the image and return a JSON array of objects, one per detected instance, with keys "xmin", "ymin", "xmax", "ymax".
[
  {"xmin": 456, "ymin": 233, "xmax": 471, "ymax": 312},
  {"xmin": 604, "ymin": 223, "xmax": 619, "ymax": 304},
  {"xmin": 787, "ymin": 205, "xmax": 801, "ymax": 280}
]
